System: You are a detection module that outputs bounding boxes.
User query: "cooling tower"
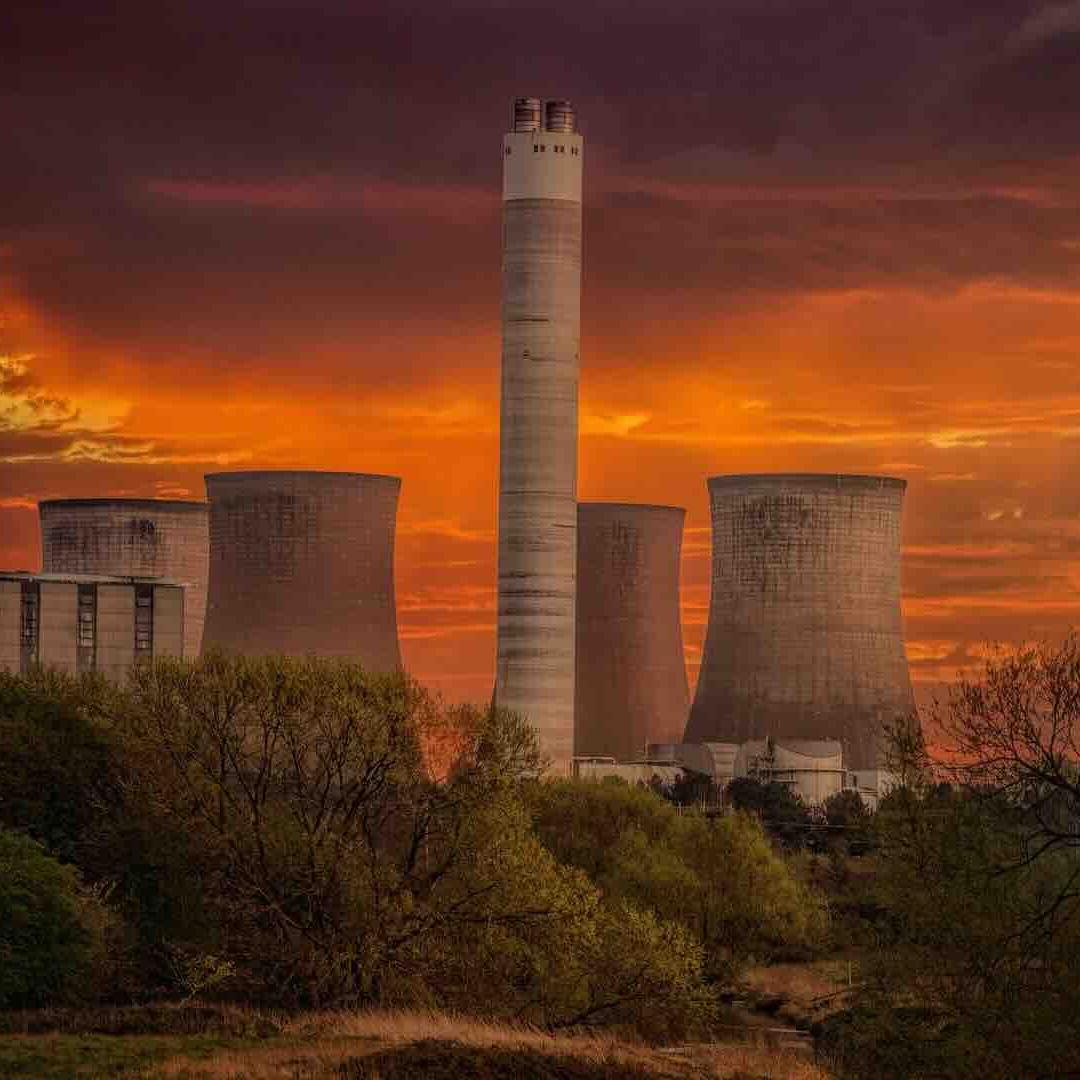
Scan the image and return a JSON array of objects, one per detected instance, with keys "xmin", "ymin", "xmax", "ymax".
[
  {"xmin": 684, "ymin": 474, "xmax": 914, "ymax": 770},
  {"xmin": 575, "ymin": 503, "xmax": 690, "ymax": 762},
  {"xmin": 495, "ymin": 97, "xmax": 583, "ymax": 770},
  {"xmin": 202, "ymin": 471, "xmax": 401, "ymax": 670},
  {"xmin": 39, "ymin": 498, "xmax": 209, "ymax": 658}
]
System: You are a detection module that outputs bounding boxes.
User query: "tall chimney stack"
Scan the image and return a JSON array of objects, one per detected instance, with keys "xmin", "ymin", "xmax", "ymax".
[{"xmin": 495, "ymin": 98, "xmax": 584, "ymax": 771}]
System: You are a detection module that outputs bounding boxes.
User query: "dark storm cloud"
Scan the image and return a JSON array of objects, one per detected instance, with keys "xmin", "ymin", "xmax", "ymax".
[{"xmin": 5, "ymin": 0, "xmax": 1075, "ymax": 364}]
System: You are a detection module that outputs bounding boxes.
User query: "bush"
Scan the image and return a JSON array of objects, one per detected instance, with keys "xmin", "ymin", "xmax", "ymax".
[
  {"xmin": 0, "ymin": 827, "xmax": 103, "ymax": 1008},
  {"xmin": 727, "ymin": 777, "xmax": 812, "ymax": 850},
  {"xmin": 527, "ymin": 781, "xmax": 827, "ymax": 982},
  {"xmin": 0, "ymin": 670, "xmax": 120, "ymax": 864}
]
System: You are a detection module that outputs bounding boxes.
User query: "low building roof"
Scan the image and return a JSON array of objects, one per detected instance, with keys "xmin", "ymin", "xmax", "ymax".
[{"xmin": 0, "ymin": 570, "xmax": 184, "ymax": 587}]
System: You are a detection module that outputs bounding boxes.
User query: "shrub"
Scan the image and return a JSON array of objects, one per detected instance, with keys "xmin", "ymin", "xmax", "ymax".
[
  {"xmin": 0, "ymin": 827, "xmax": 102, "ymax": 1007},
  {"xmin": 0, "ymin": 670, "xmax": 120, "ymax": 864},
  {"xmin": 526, "ymin": 781, "xmax": 827, "ymax": 982}
]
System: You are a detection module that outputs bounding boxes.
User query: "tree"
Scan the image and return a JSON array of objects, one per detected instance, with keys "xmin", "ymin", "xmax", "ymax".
[
  {"xmin": 829, "ymin": 638, "xmax": 1080, "ymax": 1079},
  {"xmin": 0, "ymin": 827, "xmax": 103, "ymax": 1008},
  {"xmin": 727, "ymin": 776, "xmax": 812, "ymax": 849},
  {"xmin": 112, "ymin": 652, "xmax": 553, "ymax": 1005},
  {"xmin": 823, "ymin": 790, "xmax": 872, "ymax": 854},
  {"xmin": 526, "ymin": 780, "xmax": 826, "ymax": 983},
  {"xmin": 0, "ymin": 670, "xmax": 121, "ymax": 864}
]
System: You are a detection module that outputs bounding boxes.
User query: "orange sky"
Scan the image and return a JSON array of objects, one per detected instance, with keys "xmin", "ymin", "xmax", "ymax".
[{"xmin": 5, "ymin": 1, "xmax": 1080, "ymax": 708}]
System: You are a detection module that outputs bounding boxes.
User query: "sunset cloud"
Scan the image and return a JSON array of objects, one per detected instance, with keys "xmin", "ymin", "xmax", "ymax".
[{"xmin": 4, "ymin": 0, "xmax": 1080, "ymax": 706}]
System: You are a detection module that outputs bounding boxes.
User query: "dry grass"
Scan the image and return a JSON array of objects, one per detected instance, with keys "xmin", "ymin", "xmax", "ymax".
[
  {"xmin": 149, "ymin": 1008, "xmax": 832, "ymax": 1079},
  {"xmin": 740, "ymin": 961, "xmax": 855, "ymax": 1008}
]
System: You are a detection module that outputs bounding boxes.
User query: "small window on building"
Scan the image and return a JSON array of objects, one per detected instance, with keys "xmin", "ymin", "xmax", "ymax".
[
  {"xmin": 505, "ymin": 146, "xmax": 511, "ymax": 155},
  {"xmin": 77, "ymin": 584, "xmax": 96, "ymax": 674},
  {"xmin": 134, "ymin": 585, "xmax": 154, "ymax": 660},
  {"xmin": 540, "ymin": 144, "xmax": 546, "ymax": 152},
  {"xmin": 19, "ymin": 581, "xmax": 39, "ymax": 672},
  {"xmin": 533, "ymin": 144, "xmax": 539, "ymax": 153}
]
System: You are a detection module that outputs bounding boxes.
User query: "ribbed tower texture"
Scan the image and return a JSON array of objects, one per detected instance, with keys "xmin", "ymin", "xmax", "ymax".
[
  {"xmin": 684, "ymin": 475, "xmax": 914, "ymax": 770},
  {"xmin": 575, "ymin": 503, "xmax": 690, "ymax": 761},
  {"xmin": 496, "ymin": 97, "xmax": 583, "ymax": 769},
  {"xmin": 202, "ymin": 471, "xmax": 401, "ymax": 670},
  {"xmin": 39, "ymin": 498, "xmax": 209, "ymax": 658}
]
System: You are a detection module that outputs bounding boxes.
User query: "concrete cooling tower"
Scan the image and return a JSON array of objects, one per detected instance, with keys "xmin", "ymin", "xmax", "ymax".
[
  {"xmin": 575, "ymin": 503, "xmax": 689, "ymax": 762},
  {"xmin": 495, "ymin": 97, "xmax": 583, "ymax": 770},
  {"xmin": 684, "ymin": 474, "xmax": 914, "ymax": 770},
  {"xmin": 202, "ymin": 471, "xmax": 401, "ymax": 670},
  {"xmin": 39, "ymin": 498, "xmax": 209, "ymax": 658}
]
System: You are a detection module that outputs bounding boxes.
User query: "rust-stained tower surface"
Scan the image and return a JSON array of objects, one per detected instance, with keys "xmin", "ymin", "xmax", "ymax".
[
  {"xmin": 684, "ymin": 475, "xmax": 914, "ymax": 771},
  {"xmin": 202, "ymin": 471, "xmax": 401, "ymax": 670},
  {"xmin": 575, "ymin": 504, "xmax": 690, "ymax": 762},
  {"xmin": 39, "ymin": 498, "xmax": 209, "ymax": 658},
  {"xmin": 496, "ymin": 97, "xmax": 583, "ymax": 770}
]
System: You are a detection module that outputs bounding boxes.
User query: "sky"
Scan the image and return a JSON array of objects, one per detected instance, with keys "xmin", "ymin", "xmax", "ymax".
[{"xmin": 4, "ymin": 1, "xmax": 1080, "ymax": 707}]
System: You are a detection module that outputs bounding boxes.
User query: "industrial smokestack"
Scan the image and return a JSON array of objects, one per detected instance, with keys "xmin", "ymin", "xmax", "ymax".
[
  {"xmin": 495, "ymin": 97, "xmax": 583, "ymax": 770},
  {"xmin": 39, "ymin": 498, "xmax": 209, "ymax": 658},
  {"xmin": 684, "ymin": 474, "xmax": 914, "ymax": 770},
  {"xmin": 576, "ymin": 503, "xmax": 689, "ymax": 761},
  {"xmin": 202, "ymin": 471, "xmax": 401, "ymax": 670}
]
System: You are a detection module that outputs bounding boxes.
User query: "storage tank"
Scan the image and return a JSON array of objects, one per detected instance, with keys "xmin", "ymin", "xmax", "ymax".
[
  {"xmin": 202, "ymin": 471, "xmax": 401, "ymax": 670},
  {"xmin": 495, "ymin": 96, "xmax": 584, "ymax": 770},
  {"xmin": 684, "ymin": 474, "xmax": 914, "ymax": 770},
  {"xmin": 39, "ymin": 498, "xmax": 209, "ymax": 658},
  {"xmin": 575, "ymin": 503, "xmax": 689, "ymax": 761}
]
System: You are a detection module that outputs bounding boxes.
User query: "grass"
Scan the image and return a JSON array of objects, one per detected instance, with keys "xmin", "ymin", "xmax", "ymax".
[
  {"xmin": 0, "ymin": 1007, "xmax": 833, "ymax": 1079},
  {"xmin": 740, "ymin": 960, "xmax": 855, "ymax": 1009},
  {"xmin": 731, "ymin": 957, "xmax": 863, "ymax": 1037},
  {"xmin": 0, "ymin": 1033, "xmax": 247, "ymax": 1078}
]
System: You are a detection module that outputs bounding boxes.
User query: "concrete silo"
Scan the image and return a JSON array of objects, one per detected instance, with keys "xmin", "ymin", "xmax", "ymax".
[
  {"xmin": 202, "ymin": 471, "xmax": 401, "ymax": 670},
  {"xmin": 575, "ymin": 503, "xmax": 689, "ymax": 762},
  {"xmin": 495, "ymin": 97, "xmax": 583, "ymax": 771},
  {"xmin": 39, "ymin": 498, "xmax": 209, "ymax": 658},
  {"xmin": 684, "ymin": 474, "xmax": 914, "ymax": 770}
]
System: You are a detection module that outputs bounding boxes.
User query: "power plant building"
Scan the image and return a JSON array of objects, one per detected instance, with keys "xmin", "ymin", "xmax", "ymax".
[
  {"xmin": 575, "ymin": 503, "xmax": 689, "ymax": 761},
  {"xmin": 684, "ymin": 474, "xmax": 914, "ymax": 771},
  {"xmin": 39, "ymin": 499, "xmax": 209, "ymax": 658},
  {"xmin": 202, "ymin": 471, "xmax": 401, "ymax": 670},
  {"xmin": 0, "ymin": 571, "xmax": 185, "ymax": 681},
  {"xmin": 495, "ymin": 97, "xmax": 583, "ymax": 770}
]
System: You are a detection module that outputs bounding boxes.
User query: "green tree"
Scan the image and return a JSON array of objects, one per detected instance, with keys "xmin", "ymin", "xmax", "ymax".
[
  {"xmin": 0, "ymin": 827, "xmax": 101, "ymax": 1007},
  {"xmin": 108, "ymin": 652, "xmax": 715, "ymax": 1033},
  {"xmin": 727, "ymin": 776, "xmax": 812, "ymax": 849},
  {"xmin": 527, "ymin": 780, "xmax": 826, "ymax": 982},
  {"xmin": 0, "ymin": 670, "xmax": 121, "ymax": 863},
  {"xmin": 827, "ymin": 638, "xmax": 1080, "ymax": 1079},
  {"xmin": 417, "ymin": 793, "xmax": 713, "ymax": 1038},
  {"xmin": 113, "ymin": 653, "xmax": 532, "ymax": 1004},
  {"xmin": 823, "ymin": 789, "xmax": 872, "ymax": 854}
]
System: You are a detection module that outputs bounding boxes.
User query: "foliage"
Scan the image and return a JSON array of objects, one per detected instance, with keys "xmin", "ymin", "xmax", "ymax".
[
  {"xmin": 527, "ymin": 780, "xmax": 826, "ymax": 982},
  {"xmin": 0, "ymin": 670, "xmax": 120, "ymax": 864},
  {"xmin": 110, "ymin": 653, "xmax": 540, "ymax": 1006},
  {"xmin": 0, "ymin": 827, "xmax": 103, "ymax": 1008},
  {"xmin": 90, "ymin": 653, "xmax": 710, "ymax": 1031},
  {"xmin": 822, "ymin": 790, "xmax": 873, "ymax": 855},
  {"xmin": 839, "ymin": 637, "xmax": 1080, "ymax": 1079},
  {"xmin": 0, "ymin": 657, "xmax": 839, "ymax": 1038},
  {"xmin": 667, "ymin": 769, "xmax": 719, "ymax": 808},
  {"xmin": 726, "ymin": 777, "xmax": 812, "ymax": 849},
  {"xmin": 822, "ymin": 790, "xmax": 867, "ymax": 830}
]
